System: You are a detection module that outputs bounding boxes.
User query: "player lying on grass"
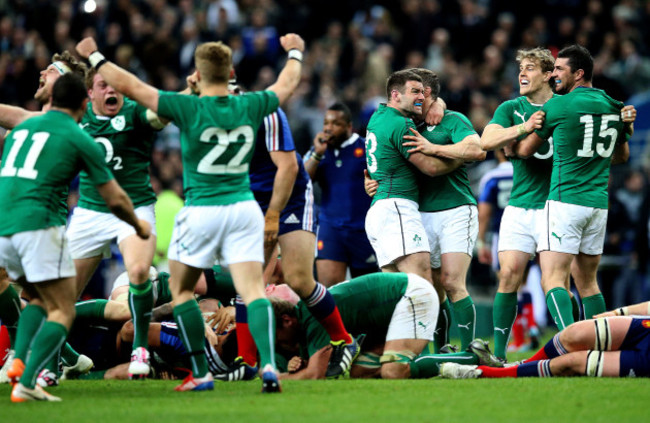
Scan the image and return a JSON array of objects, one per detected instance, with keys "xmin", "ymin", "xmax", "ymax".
[
  {"xmin": 101, "ymin": 284, "xmax": 299, "ymax": 380},
  {"xmin": 440, "ymin": 301, "xmax": 650, "ymax": 379},
  {"xmin": 270, "ymin": 272, "xmax": 502, "ymax": 379}
]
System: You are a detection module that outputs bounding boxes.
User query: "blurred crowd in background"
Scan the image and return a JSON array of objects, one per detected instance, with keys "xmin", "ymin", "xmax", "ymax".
[{"xmin": 0, "ymin": 0, "xmax": 649, "ymax": 313}]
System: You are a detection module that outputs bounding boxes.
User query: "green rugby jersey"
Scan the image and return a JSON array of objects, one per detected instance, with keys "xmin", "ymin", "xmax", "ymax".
[
  {"xmin": 78, "ymin": 98, "xmax": 156, "ymax": 212},
  {"xmin": 417, "ymin": 111, "xmax": 477, "ymax": 212},
  {"xmin": 489, "ymin": 95, "xmax": 558, "ymax": 209},
  {"xmin": 296, "ymin": 272, "xmax": 409, "ymax": 357},
  {"xmin": 365, "ymin": 104, "xmax": 420, "ymax": 205},
  {"xmin": 535, "ymin": 87, "xmax": 627, "ymax": 209},
  {"xmin": 0, "ymin": 110, "xmax": 113, "ymax": 236},
  {"xmin": 157, "ymin": 90, "xmax": 279, "ymax": 206}
]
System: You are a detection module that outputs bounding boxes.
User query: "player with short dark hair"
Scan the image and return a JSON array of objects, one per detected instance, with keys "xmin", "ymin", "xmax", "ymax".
[
  {"xmin": 365, "ymin": 69, "xmax": 457, "ymax": 284},
  {"xmin": 304, "ymin": 102, "xmax": 378, "ymax": 286},
  {"xmin": 2, "ymin": 73, "xmax": 149, "ymax": 402},
  {"xmin": 401, "ymin": 67, "xmax": 486, "ymax": 351},
  {"xmin": 512, "ymin": 45, "xmax": 633, "ymax": 330}
]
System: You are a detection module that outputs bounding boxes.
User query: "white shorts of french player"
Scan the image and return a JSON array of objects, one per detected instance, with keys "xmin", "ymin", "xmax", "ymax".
[
  {"xmin": 67, "ymin": 204, "xmax": 157, "ymax": 260},
  {"xmin": 0, "ymin": 225, "xmax": 75, "ymax": 282},
  {"xmin": 168, "ymin": 201, "xmax": 264, "ymax": 269},
  {"xmin": 386, "ymin": 274, "xmax": 438, "ymax": 342},
  {"xmin": 498, "ymin": 205, "xmax": 544, "ymax": 257},
  {"xmin": 365, "ymin": 198, "xmax": 429, "ymax": 268},
  {"xmin": 537, "ymin": 200, "xmax": 608, "ymax": 255},
  {"xmin": 420, "ymin": 204, "xmax": 478, "ymax": 269}
]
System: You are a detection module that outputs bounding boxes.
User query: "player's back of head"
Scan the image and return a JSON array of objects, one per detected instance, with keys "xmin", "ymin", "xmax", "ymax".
[
  {"xmin": 558, "ymin": 44, "xmax": 594, "ymax": 82},
  {"xmin": 195, "ymin": 42, "xmax": 232, "ymax": 85},
  {"xmin": 386, "ymin": 69, "xmax": 422, "ymax": 100},
  {"xmin": 51, "ymin": 73, "xmax": 88, "ymax": 110}
]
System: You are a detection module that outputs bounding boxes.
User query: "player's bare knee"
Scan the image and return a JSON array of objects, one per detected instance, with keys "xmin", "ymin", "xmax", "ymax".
[
  {"xmin": 380, "ymin": 363, "xmax": 409, "ymax": 379},
  {"xmin": 121, "ymin": 321, "xmax": 135, "ymax": 340},
  {"xmin": 127, "ymin": 262, "xmax": 150, "ymax": 284},
  {"xmin": 497, "ymin": 266, "xmax": 523, "ymax": 292}
]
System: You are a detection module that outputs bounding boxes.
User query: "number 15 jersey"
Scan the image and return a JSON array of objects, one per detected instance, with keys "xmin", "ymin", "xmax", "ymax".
[
  {"xmin": 157, "ymin": 90, "xmax": 279, "ymax": 206},
  {"xmin": 536, "ymin": 87, "xmax": 628, "ymax": 209}
]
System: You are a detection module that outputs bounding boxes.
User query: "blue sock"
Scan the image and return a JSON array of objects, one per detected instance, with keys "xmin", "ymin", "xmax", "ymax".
[
  {"xmin": 305, "ymin": 283, "xmax": 335, "ymax": 320},
  {"xmin": 517, "ymin": 360, "xmax": 553, "ymax": 377}
]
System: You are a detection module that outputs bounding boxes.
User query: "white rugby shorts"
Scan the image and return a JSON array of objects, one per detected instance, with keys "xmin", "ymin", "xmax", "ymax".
[
  {"xmin": 386, "ymin": 274, "xmax": 438, "ymax": 341},
  {"xmin": 67, "ymin": 204, "xmax": 156, "ymax": 260},
  {"xmin": 498, "ymin": 205, "xmax": 544, "ymax": 256},
  {"xmin": 365, "ymin": 198, "xmax": 429, "ymax": 268},
  {"xmin": 537, "ymin": 200, "xmax": 608, "ymax": 255},
  {"xmin": 168, "ymin": 201, "xmax": 264, "ymax": 268},
  {"xmin": 0, "ymin": 226, "xmax": 75, "ymax": 282},
  {"xmin": 420, "ymin": 204, "xmax": 478, "ymax": 269}
]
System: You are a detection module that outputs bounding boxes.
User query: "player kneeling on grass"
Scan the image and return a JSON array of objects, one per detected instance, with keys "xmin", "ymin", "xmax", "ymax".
[
  {"xmin": 271, "ymin": 272, "xmax": 502, "ymax": 379},
  {"xmin": 440, "ymin": 301, "xmax": 650, "ymax": 379}
]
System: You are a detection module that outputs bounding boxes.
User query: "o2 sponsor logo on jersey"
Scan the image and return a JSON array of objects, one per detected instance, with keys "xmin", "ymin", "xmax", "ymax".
[{"xmin": 111, "ymin": 115, "xmax": 126, "ymax": 131}]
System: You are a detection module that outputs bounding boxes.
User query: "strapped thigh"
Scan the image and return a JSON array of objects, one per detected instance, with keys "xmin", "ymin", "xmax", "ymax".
[
  {"xmin": 585, "ymin": 350, "xmax": 604, "ymax": 377},
  {"xmin": 379, "ymin": 350, "xmax": 417, "ymax": 364},
  {"xmin": 593, "ymin": 317, "xmax": 612, "ymax": 351}
]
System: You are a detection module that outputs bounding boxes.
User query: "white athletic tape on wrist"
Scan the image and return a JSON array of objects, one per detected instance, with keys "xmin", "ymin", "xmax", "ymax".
[
  {"xmin": 88, "ymin": 51, "xmax": 107, "ymax": 69},
  {"xmin": 288, "ymin": 49, "xmax": 303, "ymax": 62},
  {"xmin": 585, "ymin": 350, "xmax": 604, "ymax": 377},
  {"xmin": 145, "ymin": 109, "xmax": 167, "ymax": 130},
  {"xmin": 594, "ymin": 318, "xmax": 612, "ymax": 351}
]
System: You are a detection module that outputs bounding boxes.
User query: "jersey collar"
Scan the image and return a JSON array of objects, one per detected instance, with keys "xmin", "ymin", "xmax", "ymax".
[{"xmin": 339, "ymin": 133, "xmax": 360, "ymax": 150}]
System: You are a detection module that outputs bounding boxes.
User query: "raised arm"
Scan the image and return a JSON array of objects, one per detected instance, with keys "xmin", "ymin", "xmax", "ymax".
[
  {"xmin": 267, "ymin": 34, "xmax": 305, "ymax": 105},
  {"xmin": 76, "ymin": 38, "xmax": 160, "ymax": 113},
  {"xmin": 0, "ymin": 104, "xmax": 41, "ymax": 129}
]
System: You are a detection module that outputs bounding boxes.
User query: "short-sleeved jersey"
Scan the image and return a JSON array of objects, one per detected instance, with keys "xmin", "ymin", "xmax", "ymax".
[
  {"xmin": 296, "ymin": 272, "xmax": 409, "ymax": 357},
  {"xmin": 310, "ymin": 133, "xmax": 371, "ymax": 229},
  {"xmin": 78, "ymin": 98, "xmax": 157, "ymax": 212},
  {"xmin": 249, "ymin": 107, "xmax": 310, "ymax": 197},
  {"xmin": 478, "ymin": 161, "xmax": 513, "ymax": 233},
  {"xmin": 489, "ymin": 95, "xmax": 558, "ymax": 209},
  {"xmin": 365, "ymin": 104, "xmax": 420, "ymax": 204},
  {"xmin": 417, "ymin": 111, "xmax": 477, "ymax": 212},
  {"xmin": 0, "ymin": 110, "xmax": 113, "ymax": 236},
  {"xmin": 535, "ymin": 87, "xmax": 627, "ymax": 209},
  {"xmin": 157, "ymin": 90, "xmax": 279, "ymax": 206}
]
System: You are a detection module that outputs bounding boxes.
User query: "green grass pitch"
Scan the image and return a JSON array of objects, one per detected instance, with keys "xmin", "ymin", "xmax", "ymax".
[{"xmin": 1, "ymin": 374, "xmax": 646, "ymax": 422}]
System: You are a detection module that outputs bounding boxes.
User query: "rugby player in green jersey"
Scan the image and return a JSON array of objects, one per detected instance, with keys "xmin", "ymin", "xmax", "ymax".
[
  {"xmin": 365, "ymin": 70, "xmax": 464, "ymax": 285},
  {"xmin": 271, "ymin": 272, "xmax": 501, "ymax": 379},
  {"xmin": 478, "ymin": 48, "xmax": 556, "ymax": 360},
  {"xmin": 76, "ymin": 33, "xmax": 304, "ymax": 393},
  {"xmin": 0, "ymin": 52, "xmax": 91, "ymax": 386},
  {"xmin": 400, "ymin": 68, "xmax": 486, "ymax": 352},
  {"xmin": 65, "ymin": 66, "xmax": 167, "ymax": 380},
  {"xmin": 513, "ymin": 45, "xmax": 634, "ymax": 330},
  {"xmin": 1, "ymin": 74, "xmax": 149, "ymax": 402}
]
